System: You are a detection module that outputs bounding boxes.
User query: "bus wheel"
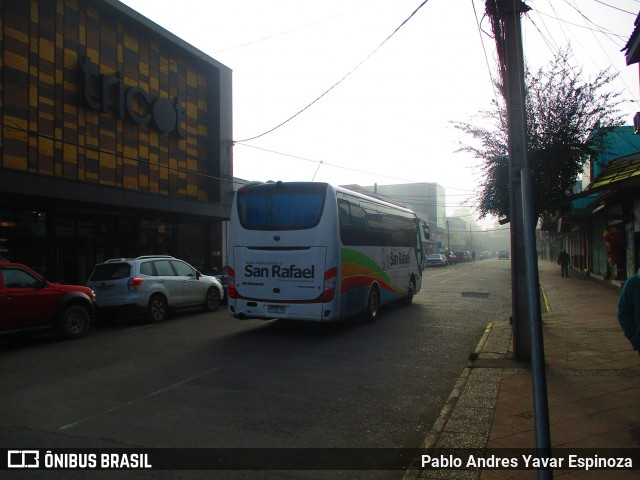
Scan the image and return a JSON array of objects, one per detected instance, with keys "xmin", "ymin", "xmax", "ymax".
[
  {"xmin": 364, "ymin": 285, "xmax": 380, "ymax": 323},
  {"xmin": 402, "ymin": 277, "xmax": 415, "ymax": 306}
]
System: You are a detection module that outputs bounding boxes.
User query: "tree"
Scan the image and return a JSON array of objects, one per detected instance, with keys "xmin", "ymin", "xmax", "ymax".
[{"xmin": 454, "ymin": 48, "xmax": 625, "ymax": 222}]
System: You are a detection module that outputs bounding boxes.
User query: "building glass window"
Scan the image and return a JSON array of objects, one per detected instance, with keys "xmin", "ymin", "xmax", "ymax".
[
  {"xmin": 178, "ymin": 222, "xmax": 204, "ymax": 271},
  {"xmin": 140, "ymin": 219, "xmax": 174, "ymax": 256},
  {"xmin": 0, "ymin": 207, "xmax": 47, "ymax": 273}
]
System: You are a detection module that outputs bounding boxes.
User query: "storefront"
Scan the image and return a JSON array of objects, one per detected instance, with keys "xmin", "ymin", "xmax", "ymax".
[{"xmin": 0, "ymin": 0, "xmax": 233, "ymax": 283}]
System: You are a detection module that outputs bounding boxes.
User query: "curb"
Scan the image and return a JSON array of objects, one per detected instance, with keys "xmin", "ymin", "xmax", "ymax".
[
  {"xmin": 540, "ymin": 283, "xmax": 552, "ymax": 313},
  {"xmin": 402, "ymin": 321, "xmax": 496, "ymax": 480}
]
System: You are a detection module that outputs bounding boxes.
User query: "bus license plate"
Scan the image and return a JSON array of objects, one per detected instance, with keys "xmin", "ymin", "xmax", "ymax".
[{"xmin": 267, "ymin": 305, "xmax": 286, "ymax": 314}]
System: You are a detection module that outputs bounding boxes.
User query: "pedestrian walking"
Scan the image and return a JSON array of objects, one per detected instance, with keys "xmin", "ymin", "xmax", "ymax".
[
  {"xmin": 557, "ymin": 249, "xmax": 570, "ymax": 277},
  {"xmin": 617, "ymin": 271, "xmax": 640, "ymax": 357}
]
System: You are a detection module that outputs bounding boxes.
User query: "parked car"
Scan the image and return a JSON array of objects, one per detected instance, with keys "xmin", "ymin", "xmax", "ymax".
[
  {"xmin": 479, "ymin": 251, "xmax": 492, "ymax": 260},
  {"xmin": 425, "ymin": 254, "xmax": 448, "ymax": 267},
  {"xmin": 498, "ymin": 250, "xmax": 510, "ymax": 260},
  {"xmin": 441, "ymin": 251, "xmax": 456, "ymax": 265},
  {"xmin": 87, "ymin": 255, "xmax": 224, "ymax": 322},
  {"xmin": 0, "ymin": 262, "xmax": 95, "ymax": 339},
  {"xmin": 455, "ymin": 251, "xmax": 472, "ymax": 263}
]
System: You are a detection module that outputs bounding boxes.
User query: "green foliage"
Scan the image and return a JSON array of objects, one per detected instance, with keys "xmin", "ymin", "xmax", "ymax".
[{"xmin": 453, "ymin": 48, "xmax": 624, "ymax": 221}]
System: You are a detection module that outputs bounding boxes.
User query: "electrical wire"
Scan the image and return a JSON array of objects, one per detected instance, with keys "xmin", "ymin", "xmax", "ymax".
[
  {"xmin": 233, "ymin": 0, "xmax": 431, "ymax": 143},
  {"xmin": 211, "ymin": 1, "xmax": 385, "ymax": 54},
  {"xmin": 593, "ymin": 0, "xmax": 636, "ymax": 15},
  {"xmin": 234, "ymin": 141, "xmax": 478, "ymax": 191},
  {"xmin": 525, "ymin": 15, "xmax": 561, "ymax": 59},
  {"xmin": 533, "ymin": 7, "xmax": 628, "ymax": 42},
  {"xmin": 562, "ymin": 0, "xmax": 639, "ymax": 106},
  {"xmin": 563, "ymin": 0, "xmax": 630, "ymax": 48},
  {"xmin": 471, "ymin": 0, "xmax": 504, "ymax": 124}
]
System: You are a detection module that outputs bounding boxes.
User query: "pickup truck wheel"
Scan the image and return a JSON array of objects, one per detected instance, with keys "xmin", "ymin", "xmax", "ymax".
[{"xmin": 57, "ymin": 305, "xmax": 90, "ymax": 339}]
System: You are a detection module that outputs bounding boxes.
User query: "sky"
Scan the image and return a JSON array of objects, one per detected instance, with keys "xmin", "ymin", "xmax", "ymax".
[{"xmin": 119, "ymin": 0, "xmax": 640, "ymax": 222}]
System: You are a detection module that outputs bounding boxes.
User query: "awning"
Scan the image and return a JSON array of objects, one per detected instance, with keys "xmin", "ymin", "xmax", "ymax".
[
  {"xmin": 588, "ymin": 157, "xmax": 640, "ymax": 191},
  {"xmin": 540, "ymin": 216, "xmax": 576, "ymax": 233},
  {"xmin": 571, "ymin": 153, "xmax": 640, "ymax": 200}
]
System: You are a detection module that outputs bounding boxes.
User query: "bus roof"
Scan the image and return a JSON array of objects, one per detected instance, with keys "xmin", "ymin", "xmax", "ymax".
[
  {"xmin": 237, "ymin": 181, "xmax": 417, "ymax": 215},
  {"xmin": 333, "ymin": 184, "xmax": 415, "ymax": 214}
]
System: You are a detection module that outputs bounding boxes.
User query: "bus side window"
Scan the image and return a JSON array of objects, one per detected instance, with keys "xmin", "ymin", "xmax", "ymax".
[
  {"xmin": 338, "ymin": 198, "xmax": 368, "ymax": 246},
  {"xmin": 338, "ymin": 199, "xmax": 351, "ymax": 226},
  {"xmin": 422, "ymin": 223, "xmax": 430, "ymax": 240},
  {"xmin": 351, "ymin": 203, "xmax": 369, "ymax": 245}
]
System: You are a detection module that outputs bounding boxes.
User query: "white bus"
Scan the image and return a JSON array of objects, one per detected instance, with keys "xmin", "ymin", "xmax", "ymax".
[{"xmin": 227, "ymin": 181, "xmax": 423, "ymax": 322}]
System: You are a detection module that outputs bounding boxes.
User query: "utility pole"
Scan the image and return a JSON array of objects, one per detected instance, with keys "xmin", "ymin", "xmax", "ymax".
[
  {"xmin": 493, "ymin": 1, "xmax": 530, "ymax": 361},
  {"xmin": 487, "ymin": 2, "xmax": 552, "ymax": 477},
  {"xmin": 446, "ymin": 219, "xmax": 450, "ymax": 250}
]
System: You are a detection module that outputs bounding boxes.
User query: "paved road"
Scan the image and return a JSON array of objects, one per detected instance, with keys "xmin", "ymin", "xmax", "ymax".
[{"xmin": 0, "ymin": 258, "xmax": 511, "ymax": 479}]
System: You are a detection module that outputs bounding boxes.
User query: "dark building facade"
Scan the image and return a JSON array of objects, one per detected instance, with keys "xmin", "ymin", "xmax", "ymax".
[{"xmin": 0, "ymin": 0, "xmax": 233, "ymax": 283}]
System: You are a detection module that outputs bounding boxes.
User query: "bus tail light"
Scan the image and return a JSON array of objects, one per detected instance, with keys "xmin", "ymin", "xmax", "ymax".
[
  {"xmin": 128, "ymin": 277, "xmax": 143, "ymax": 292},
  {"xmin": 321, "ymin": 268, "xmax": 337, "ymax": 302},
  {"xmin": 227, "ymin": 267, "xmax": 237, "ymax": 299}
]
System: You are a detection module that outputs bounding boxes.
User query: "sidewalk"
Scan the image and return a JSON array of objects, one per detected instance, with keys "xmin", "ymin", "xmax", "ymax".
[{"xmin": 405, "ymin": 259, "xmax": 640, "ymax": 480}]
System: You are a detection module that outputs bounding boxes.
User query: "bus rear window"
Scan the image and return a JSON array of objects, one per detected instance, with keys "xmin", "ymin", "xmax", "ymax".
[{"xmin": 237, "ymin": 183, "xmax": 327, "ymax": 230}]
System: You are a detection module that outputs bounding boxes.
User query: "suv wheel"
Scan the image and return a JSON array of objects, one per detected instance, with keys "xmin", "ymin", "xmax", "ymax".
[
  {"xmin": 57, "ymin": 305, "xmax": 90, "ymax": 339},
  {"xmin": 148, "ymin": 294, "xmax": 167, "ymax": 322},
  {"xmin": 204, "ymin": 287, "xmax": 221, "ymax": 312}
]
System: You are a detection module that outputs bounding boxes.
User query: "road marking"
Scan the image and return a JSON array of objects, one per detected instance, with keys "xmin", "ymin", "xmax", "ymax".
[
  {"xmin": 460, "ymin": 291, "xmax": 490, "ymax": 298},
  {"xmin": 59, "ymin": 366, "xmax": 222, "ymax": 430},
  {"xmin": 123, "ymin": 324, "xmax": 155, "ymax": 331}
]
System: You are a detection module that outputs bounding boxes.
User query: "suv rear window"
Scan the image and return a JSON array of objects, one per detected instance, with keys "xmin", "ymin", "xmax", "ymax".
[
  {"xmin": 140, "ymin": 262, "xmax": 154, "ymax": 276},
  {"xmin": 89, "ymin": 263, "xmax": 131, "ymax": 281}
]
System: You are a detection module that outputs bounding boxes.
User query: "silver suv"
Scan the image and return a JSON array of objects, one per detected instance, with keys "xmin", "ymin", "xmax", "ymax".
[{"xmin": 87, "ymin": 256, "xmax": 224, "ymax": 322}]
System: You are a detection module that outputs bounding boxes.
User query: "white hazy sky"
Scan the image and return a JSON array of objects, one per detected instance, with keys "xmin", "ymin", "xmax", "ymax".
[{"xmin": 120, "ymin": 0, "xmax": 639, "ymax": 219}]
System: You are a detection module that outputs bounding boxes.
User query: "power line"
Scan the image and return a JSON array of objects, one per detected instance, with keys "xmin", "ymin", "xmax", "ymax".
[
  {"xmin": 563, "ymin": 0, "xmax": 639, "ymax": 105},
  {"xmin": 234, "ymin": 0, "xmax": 431, "ymax": 143},
  {"xmin": 532, "ymin": 7, "xmax": 628, "ymax": 43},
  {"xmin": 471, "ymin": 0, "xmax": 503, "ymax": 117},
  {"xmin": 593, "ymin": 0, "xmax": 636, "ymax": 15},
  {"xmin": 235, "ymin": 141, "xmax": 433, "ymax": 184},
  {"xmin": 523, "ymin": 1, "xmax": 639, "ymax": 110},
  {"xmin": 234, "ymin": 141, "xmax": 478, "ymax": 192},
  {"xmin": 563, "ymin": 0, "xmax": 630, "ymax": 48},
  {"xmin": 211, "ymin": 1, "xmax": 384, "ymax": 54}
]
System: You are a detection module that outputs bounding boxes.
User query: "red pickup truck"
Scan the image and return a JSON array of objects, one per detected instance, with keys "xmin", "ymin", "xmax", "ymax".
[{"xmin": 0, "ymin": 262, "xmax": 96, "ymax": 339}]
